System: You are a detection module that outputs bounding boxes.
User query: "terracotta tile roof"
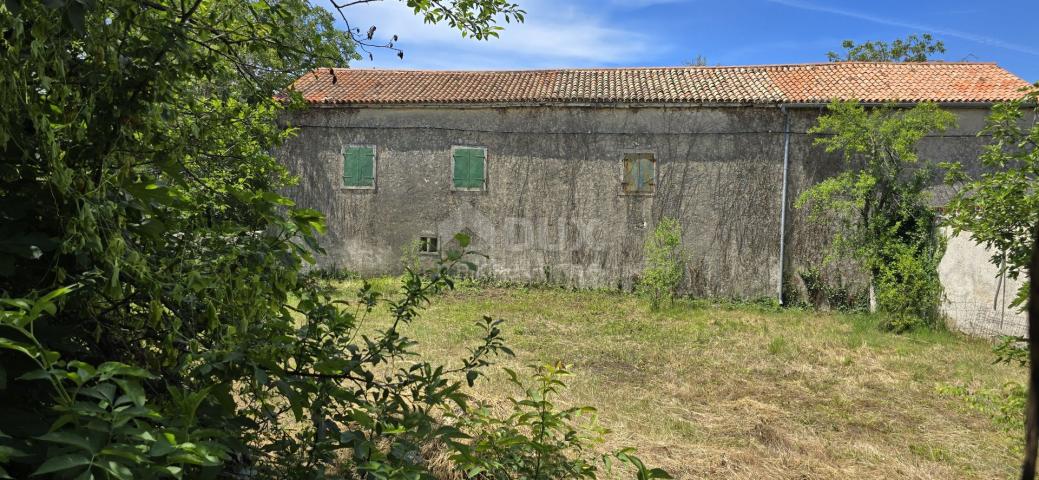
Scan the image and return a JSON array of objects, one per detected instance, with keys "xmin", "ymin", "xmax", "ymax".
[{"xmin": 290, "ymin": 62, "xmax": 1030, "ymax": 106}]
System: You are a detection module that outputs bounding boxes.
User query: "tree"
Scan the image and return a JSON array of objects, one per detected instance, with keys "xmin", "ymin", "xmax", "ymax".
[
  {"xmin": 684, "ymin": 54, "xmax": 709, "ymax": 66},
  {"xmin": 796, "ymin": 102, "xmax": 955, "ymax": 329},
  {"xmin": 329, "ymin": 0, "xmax": 524, "ymax": 60},
  {"xmin": 943, "ymin": 85, "xmax": 1039, "ymax": 310},
  {"xmin": 827, "ymin": 33, "xmax": 945, "ymax": 62},
  {"xmin": 0, "ymin": 0, "xmax": 523, "ymax": 477},
  {"xmin": 938, "ymin": 84, "xmax": 1039, "ymax": 480}
]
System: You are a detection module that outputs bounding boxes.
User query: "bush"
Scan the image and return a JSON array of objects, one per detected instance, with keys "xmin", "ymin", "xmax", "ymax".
[
  {"xmin": 451, "ymin": 363, "xmax": 671, "ymax": 479},
  {"xmin": 871, "ymin": 217, "xmax": 947, "ymax": 331},
  {"xmin": 1, "ymin": 244, "xmax": 515, "ymax": 478},
  {"xmin": 797, "ymin": 267, "xmax": 868, "ymax": 312},
  {"xmin": 0, "ymin": 2, "xmax": 664, "ymax": 478},
  {"xmin": 638, "ymin": 218, "xmax": 686, "ymax": 310}
]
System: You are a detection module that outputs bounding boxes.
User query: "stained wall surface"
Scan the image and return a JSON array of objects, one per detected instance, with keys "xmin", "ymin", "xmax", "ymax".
[{"xmin": 276, "ymin": 105, "xmax": 992, "ymax": 299}]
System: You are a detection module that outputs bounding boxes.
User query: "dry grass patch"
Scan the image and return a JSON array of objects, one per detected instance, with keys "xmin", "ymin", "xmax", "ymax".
[{"xmin": 333, "ymin": 280, "xmax": 1023, "ymax": 479}]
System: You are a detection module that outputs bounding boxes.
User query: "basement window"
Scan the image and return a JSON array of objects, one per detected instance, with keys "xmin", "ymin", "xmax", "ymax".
[
  {"xmin": 418, "ymin": 236, "xmax": 439, "ymax": 255},
  {"xmin": 451, "ymin": 146, "xmax": 487, "ymax": 191},
  {"xmin": 622, "ymin": 152, "xmax": 656, "ymax": 195},
  {"xmin": 342, "ymin": 145, "xmax": 376, "ymax": 189}
]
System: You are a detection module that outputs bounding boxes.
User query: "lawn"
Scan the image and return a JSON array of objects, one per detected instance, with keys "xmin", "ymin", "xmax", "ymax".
[{"xmin": 334, "ymin": 278, "xmax": 1024, "ymax": 479}]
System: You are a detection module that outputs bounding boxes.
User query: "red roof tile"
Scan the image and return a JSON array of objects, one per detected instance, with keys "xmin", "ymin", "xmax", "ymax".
[{"xmin": 290, "ymin": 62, "xmax": 1030, "ymax": 106}]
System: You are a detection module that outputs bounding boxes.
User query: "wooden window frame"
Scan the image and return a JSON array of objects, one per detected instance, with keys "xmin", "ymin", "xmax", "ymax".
[
  {"xmin": 450, "ymin": 145, "xmax": 488, "ymax": 192},
  {"xmin": 418, "ymin": 235, "xmax": 440, "ymax": 256},
  {"xmin": 341, "ymin": 145, "xmax": 377, "ymax": 191},
  {"xmin": 620, "ymin": 151, "xmax": 657, "ymax": 196}
]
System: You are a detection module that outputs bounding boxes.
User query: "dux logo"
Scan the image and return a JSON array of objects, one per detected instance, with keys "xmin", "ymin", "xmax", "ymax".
[
  {"xmin": 436, "ymin": 203, "xmax": 605, "ymax": 253},
  {"xmin": 436, "ymin": 202, "xmax": 498, "ymax": 248}
]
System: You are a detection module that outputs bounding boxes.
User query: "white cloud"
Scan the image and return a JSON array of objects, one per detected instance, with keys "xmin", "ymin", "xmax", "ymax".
[
  {"xmin": 767, "ymin": 0, "xmax": 1039, "ymax": 56},
  {"xmin": 606, "ymin": 0, "xmax": 689, "ymax": 8},
  {"xmin": 320, "ymin": 0, "xmax": 655, "ymax": 69}
]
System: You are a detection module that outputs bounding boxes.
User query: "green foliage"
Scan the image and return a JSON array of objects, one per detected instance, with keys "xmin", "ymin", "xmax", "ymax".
[
  {"xmin": 1, "ymin": 287, "xmax": 225, "ymax": 479},
  {"xmin": 827, "ymin": 34, "xmax": 945, "ymax": 62},
  {"xmin": 452, "ymin": 363, "xmax": 671, "ymax": 480},
  {"xmin": 943, "ymin": 84, "xmax": 1039, "ymax": 311},
  {"xmin": 939, "ymin": 336, "xmax": 1028, "ymax": 434},
  {"xmin": 798, "ymin": 266, "xmax": 868, "ymax": 312},
  {"xmin": 994, "ymin": 335, "xmax": 1030, "ymax": 368},
  {"xmin": 796, "ymin": 101, "xmax": 954, "ymax": 329},
  {"xmin": 0, "ymin": 0, "xmax": 548, "ymax": 478},
  {"xmin": 305, "ymin": 265, "xmax": 360, "ymax": 282},
  {"xmin": 397, "ymin": 0, "xmax": 525, "ymax": 40},
  {"xmin": 400, "ymin": 238, "xmax": 423, "ymax": 275},
  {"xmin": 637, "ymin": 218, "xmax": 686, "ymax": 311},
  {"xmin": 938, "ymin": 380, "xmax": 1026, "ymax": 432}
]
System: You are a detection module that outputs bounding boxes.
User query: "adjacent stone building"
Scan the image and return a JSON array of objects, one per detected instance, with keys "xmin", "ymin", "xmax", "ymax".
[{"xmin": 276, "ymin": 62, "xmax": 1029, "ymax": 303}]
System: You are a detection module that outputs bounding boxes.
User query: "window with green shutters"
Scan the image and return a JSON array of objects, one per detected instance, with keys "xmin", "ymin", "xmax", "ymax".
[
  {"xmin": 622, "ymin": 152, "xmax": 656, "ymax": 195},
  {"xmin": 342, "ymin": 146, "xmax": 375, "ymax": 188},
  {"xmin": 451, "ymin": 147, "xmax": 486, "ymax": 190}
]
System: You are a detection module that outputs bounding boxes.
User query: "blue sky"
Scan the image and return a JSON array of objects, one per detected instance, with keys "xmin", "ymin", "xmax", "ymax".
[{"xmin": 321, "ymin": 0, "xmax": 1038, "ymax": 82}]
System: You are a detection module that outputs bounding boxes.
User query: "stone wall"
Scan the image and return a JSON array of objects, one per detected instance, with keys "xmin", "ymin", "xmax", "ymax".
[{"xmin": 276, "ymin": 104, "xmax": 992, "ymax": 300}]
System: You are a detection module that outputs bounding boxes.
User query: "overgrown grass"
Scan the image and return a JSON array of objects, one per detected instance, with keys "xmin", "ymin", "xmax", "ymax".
[{"xmin": 331, "ymin": 279, "xmax": 1024, "ymax": 479}]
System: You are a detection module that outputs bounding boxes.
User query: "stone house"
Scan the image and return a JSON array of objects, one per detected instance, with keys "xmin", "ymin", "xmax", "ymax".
[{"xmin": 276, "ymin": 62, "xmax": 1029, "ymax": 305}]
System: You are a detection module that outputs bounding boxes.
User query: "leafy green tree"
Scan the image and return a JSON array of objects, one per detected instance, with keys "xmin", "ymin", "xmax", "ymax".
[
  {"xmin": 943, "ymin": 85, "xmax": 1039, "ymax": 310},
  {"xmin": 0, "ymin": 0, "xmax": 527, "ymax": 477},
  {"xmin": 938, "ymin": 84, "xmax": 1039, "ymax": 480},
  {"xmin": 827, "ymin": 33, "xmax": 945, "ymax": 62},
  {"xmin": 796, "ymin": 102, "xmax": 955, "ymax": 329}
]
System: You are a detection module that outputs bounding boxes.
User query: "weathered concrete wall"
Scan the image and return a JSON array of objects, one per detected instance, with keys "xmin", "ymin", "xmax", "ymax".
[
  {"xmin": 276, "ymin": 105, "xmax": 992, "ymax": 299},
  {"xmin": 939, "ymin": 228, "xmax": 1027, "ymax": 337}
]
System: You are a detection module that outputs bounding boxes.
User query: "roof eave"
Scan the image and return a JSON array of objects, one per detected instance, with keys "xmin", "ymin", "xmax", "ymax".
[{"xmin": 301, "ymin": 100, "xmax": 1016, "ymax": 109}]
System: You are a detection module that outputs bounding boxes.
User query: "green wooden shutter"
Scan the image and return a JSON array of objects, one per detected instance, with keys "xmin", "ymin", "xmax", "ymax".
[
  {"xmin": 453, "ymin": 148, "xmax": 485, "ymax": 189},
  {"xmin": 344, "ymin": 147, "xmax": 375, "ymax": 187},
  {"xmin": 638, "ymin": 156, "xmax": 654, "ymax": 193},
  {"xmin": 622, "ymin": 154, "xmax": 654, "ymax": 194},
  {"xmin": 342, "ymin": 149, "xmax": 355, "ymax": 186},
  {"xmin": 622, "ymin": 156, "xmax": 636, "ymax": 193},
  {"xmin": 453, "ymin": 149, "xmax": 469, "ymax": 188},
  {"xmin": 356, "ymin": 147, "xmax": 374, "ymax": 187},
  {"xmin": 468, "ymin": 149, "xmax": 485, "ymax": 189}
]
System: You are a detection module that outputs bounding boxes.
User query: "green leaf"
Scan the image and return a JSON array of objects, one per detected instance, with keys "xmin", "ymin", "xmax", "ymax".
[
  {"xmin": 648, "ymin": 468, "xmax": 674, "ymax": 478},
  {"xmin": 97, "ymin": 459, "xmax": 132, "ymax": 480},
  {"xmin": 0, "ymin": 337, "xmax": 37, "ymax": 358},
  {"xmin": 454, "ymin": 232, "xmax": 471, "ymax": 248},
  {"xmin": 32, "ymin": 453, "xmax": 91, "ymax": 476},
  {"xmin": 38, "ymin": 431, "xmax": 97, "ymax": 454},
  {"xmin": 113, "ymin": 378, "xmax": 147, "ymax": 406}
]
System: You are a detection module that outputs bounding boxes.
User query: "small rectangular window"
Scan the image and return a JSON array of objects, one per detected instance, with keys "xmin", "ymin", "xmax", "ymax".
[
  {"xmin": 622, "ymin": 153, "xmax": 655, "ymax": 195},
  {"xmin": 452, "ymin": 147, "xmax": 486, "ymax": 190},
  {"xmin": 418, "ymin": 236, "xmax": 439, "ymax": 255},
  {"xmin": 343, "ymin": 146, "xmax": 375, "ymax": 189}
]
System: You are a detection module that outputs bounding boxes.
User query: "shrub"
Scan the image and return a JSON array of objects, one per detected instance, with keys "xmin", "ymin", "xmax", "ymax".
[
  {"xmin": 797, "ymin": 266, "xmax": 868, "ymax": 312},
  {"xmin": 1, "ymin": 241, "xmax": 515, "ymax": 478},
  {"xmin": 400, "ymin": 238, "xmax": 423, "ymax": 275},
  {"xmin": 870, "ymin": 216, "xmax": 946, "ymax": 331},
  {"xmin": 451, "ymin": 363, "xmax": 671, "ymax": 479},
  {"xmin": 638, "ymin": 218, "xmax": 686, "ymax": 310}
]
